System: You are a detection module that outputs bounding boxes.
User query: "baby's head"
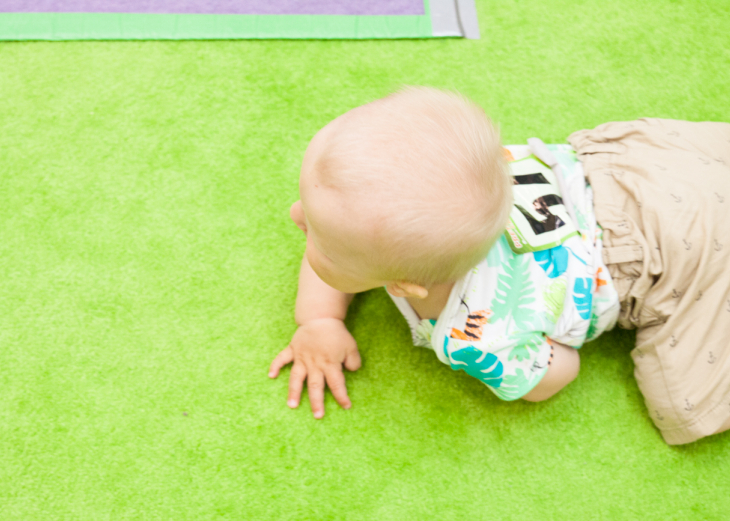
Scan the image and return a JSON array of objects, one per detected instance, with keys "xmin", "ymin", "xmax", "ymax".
[{"xmin": 290, "ymin": 87, "xmax": 513, "ymax": 298}]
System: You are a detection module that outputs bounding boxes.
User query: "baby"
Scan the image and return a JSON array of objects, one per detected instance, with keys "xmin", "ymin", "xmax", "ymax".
[{"xmin": 268, "ymin": 87, "xmax": 617, "ymax": 419}]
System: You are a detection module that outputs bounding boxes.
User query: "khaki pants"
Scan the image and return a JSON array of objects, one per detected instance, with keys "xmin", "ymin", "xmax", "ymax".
[{"xmin": 569, "ymin": 119, "xmax": 730, "ymax": 445}]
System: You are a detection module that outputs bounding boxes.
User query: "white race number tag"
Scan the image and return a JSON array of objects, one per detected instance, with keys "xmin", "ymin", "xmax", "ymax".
[{"xmin": 504, "ymin": 156, "xmax": 578, "ymax": 253}]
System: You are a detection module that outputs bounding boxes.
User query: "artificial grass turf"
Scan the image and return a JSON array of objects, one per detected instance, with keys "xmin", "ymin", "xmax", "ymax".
[{"xmin": 1, "ymin": 0, "xmax": 729, "ymax": 518}]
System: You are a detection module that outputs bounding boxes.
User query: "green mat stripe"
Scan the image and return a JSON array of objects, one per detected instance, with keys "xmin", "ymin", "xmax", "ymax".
[{"xmin": 0, "ymin": 12, "xmax": 436, "ymax": 40}]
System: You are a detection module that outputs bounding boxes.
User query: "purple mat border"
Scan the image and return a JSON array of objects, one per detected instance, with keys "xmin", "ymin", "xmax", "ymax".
[{"xmin": 0, "ymin": 0, "xmax": 425, "ymax": 16}]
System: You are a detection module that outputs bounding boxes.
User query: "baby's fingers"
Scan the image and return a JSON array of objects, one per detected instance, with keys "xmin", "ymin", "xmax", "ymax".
[
  {"xmin": 287, "ymin": 363, "xmax": 307, "ymax": 409},
  {"xmin": 307, "ymin": 371, "xmax": 326, "ymax": 419},
  {"xmin": 269, "ymin": 346, "xmax": 294, "ymax": 378},
  {"xmin": 324, "ymin": 367, "xmax": 351, "ymax": 410},
  {"xmin": 343, "ymin": 348, "xmax": 362, "ymax": 372}
]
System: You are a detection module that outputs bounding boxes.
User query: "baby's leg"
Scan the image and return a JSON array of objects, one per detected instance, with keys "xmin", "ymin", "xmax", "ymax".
[{"xmin": 522, "ymin": 340, "xmax": 579, "ymax": 402}]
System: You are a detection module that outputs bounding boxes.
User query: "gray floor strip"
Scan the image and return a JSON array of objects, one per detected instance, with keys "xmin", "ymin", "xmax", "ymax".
[
  {"xmin": 456, "ymin": 0, "xmax": 480, "ymax": 39},
  {"xmin": 430, "ymin": 0, "xmax": 480, "ymax": 39}
]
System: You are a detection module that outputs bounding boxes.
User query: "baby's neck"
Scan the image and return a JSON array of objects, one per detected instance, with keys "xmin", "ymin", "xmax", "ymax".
[{"xmin": 406, "ymin": 281, "xmax": 456, "ymax": 321}]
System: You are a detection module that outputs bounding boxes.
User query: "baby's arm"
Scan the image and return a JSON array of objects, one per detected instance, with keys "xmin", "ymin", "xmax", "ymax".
[
  {"xmin": 268, "ymin": 254, "xmax": 360, "ymax": 418},
  {"xmin": 522, "ymin": 339, "xmax": 580, "ymax": 402}
]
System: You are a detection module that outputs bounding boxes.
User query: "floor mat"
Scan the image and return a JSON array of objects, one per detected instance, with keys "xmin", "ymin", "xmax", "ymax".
[{"xmin": 0, "ymin": 0, "xmax": 480, "ymax": 40}]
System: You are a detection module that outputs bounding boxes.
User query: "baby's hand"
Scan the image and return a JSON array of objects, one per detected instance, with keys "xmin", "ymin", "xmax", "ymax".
[{"xmin": 268, "ymin": 317, "xmax": 361, "ymax": 419}]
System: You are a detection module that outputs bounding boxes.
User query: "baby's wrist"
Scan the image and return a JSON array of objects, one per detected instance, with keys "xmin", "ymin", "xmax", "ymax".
[{"xmin": 296, "ymin": 316, "xmax": 346, "ymax": 328}]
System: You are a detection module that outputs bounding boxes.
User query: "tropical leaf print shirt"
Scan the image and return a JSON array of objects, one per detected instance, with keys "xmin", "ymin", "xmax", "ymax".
[{"xmin": 388, "ymin": 144, "xmax": 620, "ymax": 400}]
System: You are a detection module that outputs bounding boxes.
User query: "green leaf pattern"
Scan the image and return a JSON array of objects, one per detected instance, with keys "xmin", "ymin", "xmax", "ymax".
[
  {"xmin": 414, "ymin": 319, "xmax": 437, "ymax": 348},
  {"xmin": 508, "ymin": 331, "xmax": 545, "ymax": 362},
  {"xmin": 490, "ymin": 253, "xmax": 538, "ymax": 332},
  {"xmin": 543, "ymin": 277, "xmax": 567, "ymax": 323}
]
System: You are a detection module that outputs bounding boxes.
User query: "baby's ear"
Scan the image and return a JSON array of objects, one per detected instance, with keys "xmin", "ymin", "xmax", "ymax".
[
  {"xmin": 289, "ymin": 200, "xmax": 307, "ymax": 233},
  {"xmin": 386, "ymin": 281, "xmax": 429, "ymax": 299}
]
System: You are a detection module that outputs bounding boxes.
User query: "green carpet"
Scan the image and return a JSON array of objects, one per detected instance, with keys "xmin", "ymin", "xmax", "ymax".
[{"xmin": 1, "ymin": 0, "xmax": 729, "ymax": 518}]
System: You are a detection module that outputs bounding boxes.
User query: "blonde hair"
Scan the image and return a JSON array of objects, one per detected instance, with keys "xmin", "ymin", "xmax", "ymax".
[{"xmin": 315, "ymin": 86, "xmax": 513, "ymax": 287}]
